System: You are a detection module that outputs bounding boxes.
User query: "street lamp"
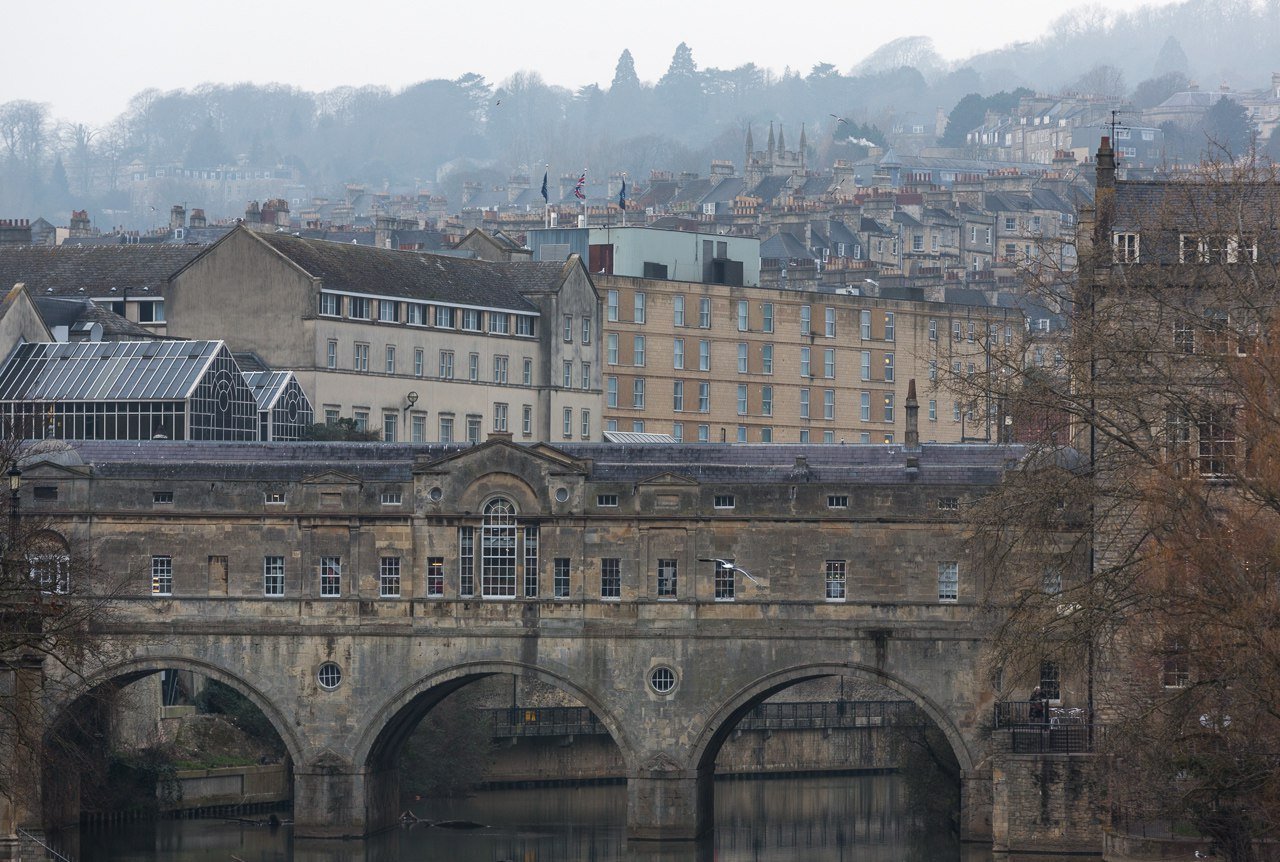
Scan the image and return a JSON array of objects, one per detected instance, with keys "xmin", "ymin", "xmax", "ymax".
[{"xmin": 8, "ymin": 462, "xmax": 20, "ymax": 538}]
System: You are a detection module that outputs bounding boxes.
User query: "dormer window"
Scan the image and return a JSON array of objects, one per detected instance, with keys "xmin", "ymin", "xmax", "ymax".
[{"xmin": 1112, "ymin": 232, "xmax": 1139, "ymax": 263}]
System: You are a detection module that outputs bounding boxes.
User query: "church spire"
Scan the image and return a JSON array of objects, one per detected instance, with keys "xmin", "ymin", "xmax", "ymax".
[
  {"xmin": 777, "ymin": 125, "xmax": 786, "ymax": 153},
  {"xmin": 745, "ymin": 124, "xmax": 754, "ymax": 167},
  {"xmin": 767, "ymin": 122, "xmax": 775, "ymax": 155}
]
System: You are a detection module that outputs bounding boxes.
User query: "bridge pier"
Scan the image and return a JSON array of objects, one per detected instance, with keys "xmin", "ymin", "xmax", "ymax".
[
  {"xmin": 292, "ymin": 760, "xmax": 378, "ymax": 839},
  {"xmin": 625, "ymin": 760, "xmax": 714, "ymax": 841}
]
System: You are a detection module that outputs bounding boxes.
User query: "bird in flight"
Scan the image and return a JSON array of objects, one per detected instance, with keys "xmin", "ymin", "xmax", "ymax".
[
  {"xmin": 698, "ymin": 558, "xmax": 759, "ymax": 584},
  {"xmin": 829, "ymin": 114, "xmax": 848, "ymax": 124}
]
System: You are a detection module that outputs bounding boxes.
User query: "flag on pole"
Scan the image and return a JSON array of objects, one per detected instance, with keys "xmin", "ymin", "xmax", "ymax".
[
  {"xmin": 540, "ymin": 170, "xmax": 548, "ymax": 203},
  {"xmin": 573, "ymin": 171, "xmax": 586, "ymax": 200},
  {"xmin": 619, "ymin": 179, "xmax": 627, "ymax": 210}
]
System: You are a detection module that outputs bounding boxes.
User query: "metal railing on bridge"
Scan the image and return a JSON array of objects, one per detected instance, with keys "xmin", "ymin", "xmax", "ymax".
[{"xmin": 486, "ymin": 700, "xmax": 920, "ymax": 739}]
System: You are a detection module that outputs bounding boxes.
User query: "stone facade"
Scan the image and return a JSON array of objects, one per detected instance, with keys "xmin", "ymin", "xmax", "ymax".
[{"xmin": 13, "ymin": 436, "xmax": 1034, "ymax": 843}]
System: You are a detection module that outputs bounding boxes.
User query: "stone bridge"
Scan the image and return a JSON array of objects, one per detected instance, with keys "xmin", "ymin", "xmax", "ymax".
[{"xmin": 9, "ymin": 436, "xmax": 1019, "ymax": 843}]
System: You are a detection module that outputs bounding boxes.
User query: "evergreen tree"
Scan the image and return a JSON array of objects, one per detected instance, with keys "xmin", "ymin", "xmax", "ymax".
[
  {"xmin": 612, "ymin": 49, "xmax": 640, "ymax": 91},
  {"xmin": 1153, "ymin": 35, "xmax": 1190, "ymax": 77},
  {"xmin": 1201, "ymin": 97, "xmax": 1253, "ymax": 158},
  {"xmin": 659, "ymin": 42, "xmax": 698, "ymax": 88}
]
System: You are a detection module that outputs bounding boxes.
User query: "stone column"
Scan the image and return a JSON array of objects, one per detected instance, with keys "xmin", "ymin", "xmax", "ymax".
[{"xmin": 626, "ymin": 755, "xmax": 713, "ymax": 841}]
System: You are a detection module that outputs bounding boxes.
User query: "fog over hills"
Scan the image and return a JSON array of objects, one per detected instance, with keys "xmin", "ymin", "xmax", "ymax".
[{"xmin": 1, "ymin": 0, "xmax": 1277, "ymax": 223}]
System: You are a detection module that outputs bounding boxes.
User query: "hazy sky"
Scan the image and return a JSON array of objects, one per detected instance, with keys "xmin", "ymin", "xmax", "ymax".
[{"xmin": 7, "ymin": 0, "xmax": 1181, "ymax": 126}]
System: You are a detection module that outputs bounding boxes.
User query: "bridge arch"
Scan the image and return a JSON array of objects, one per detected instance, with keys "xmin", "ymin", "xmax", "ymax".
[
  {"xmin": 354, "ymin": 659, "xmax": 636, "ymax": 772},
  {"xmin": 691, "ymin": 661, "xmax": 974, "ymax": 774},
  {"xmin": 48, "ymin": 655, "xmax": 306, "ymax": 767}
]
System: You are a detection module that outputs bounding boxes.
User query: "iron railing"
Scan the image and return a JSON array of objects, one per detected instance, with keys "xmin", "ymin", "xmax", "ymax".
[
  {"xmin": 994, "ymin": 700, "xmax": 1091, "ymax": 728},
  {"xmin": 1007, "ymin": 723, "xmax": 1102, "ymax": 754}
]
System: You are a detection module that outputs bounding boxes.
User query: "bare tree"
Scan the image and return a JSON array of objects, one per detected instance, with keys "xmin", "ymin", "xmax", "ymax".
[{"xmin": 968, "ymin": 144, "xmax": 1280, "ymax": 861}]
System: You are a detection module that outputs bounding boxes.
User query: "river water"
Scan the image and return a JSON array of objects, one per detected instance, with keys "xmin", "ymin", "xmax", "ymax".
[{"xmin": 71, "ymin": 775, "xmax": 1088, "ymax": 862}]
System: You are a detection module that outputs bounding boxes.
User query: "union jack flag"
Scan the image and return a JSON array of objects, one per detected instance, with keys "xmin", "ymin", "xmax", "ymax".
[{"xmin": 573, "ymin": 171, "xmax": 586, "ymax": 200}]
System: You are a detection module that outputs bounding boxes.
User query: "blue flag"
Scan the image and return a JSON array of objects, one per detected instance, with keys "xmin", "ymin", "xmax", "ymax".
[
  {"xmin": 619, "ymin": 179, "xmax": 627, "ymax": 210},
  {"xmin": 540, "ymin": 171, "xmax": 548, "ymax": 203}
]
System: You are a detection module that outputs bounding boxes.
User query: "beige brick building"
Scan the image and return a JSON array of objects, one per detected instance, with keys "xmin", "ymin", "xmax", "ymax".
[{"xmin": 599, "ymin": 274, "xmax": 1016, "ymax": 444}]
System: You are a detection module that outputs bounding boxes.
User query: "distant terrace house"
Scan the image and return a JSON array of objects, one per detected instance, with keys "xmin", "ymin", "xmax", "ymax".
[
  {"xmin": 165, "ymin": 225, "xmax": 601, "ymax": 444},
  {"xmin": 0, "ymin": 340, "xmax": 312, "ymax": 442}
]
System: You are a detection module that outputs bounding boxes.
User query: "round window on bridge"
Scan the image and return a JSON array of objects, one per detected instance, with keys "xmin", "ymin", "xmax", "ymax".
[
  {"xmin": 554, "ymin": 487, "xmax": 569, "ymax": 503},
  {"xmin": 317, "ymin": 662, "xmax": 343, "ymax": 691},
  {"xmin": 649, "ymin": 666, "xmax": 678, "ymax": 695},
  {"xmin": 428, "ymin": 487, "xmax": 443, "ymax": 502}
]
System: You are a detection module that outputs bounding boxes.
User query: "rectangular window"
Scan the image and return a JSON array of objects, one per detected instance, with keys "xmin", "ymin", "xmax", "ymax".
[
  {"xmin": 714, "ymin": 560, "xmax": 736, "ymax": 600},
  {"xmin": 407, "ymin": 303, "xmax": 425, "ymax": 325},
  {"xmin": 714, "ymin": 494, "xmax": 735, "ymax": 509},
  {"xmin": 493, "ymin": 403, "xmax": 508, "ymax": 432},
  {"xmin": 153, "ymin": 490, "xmax": 174, "ymax": 505},
  {"xmin": 696, "ymin": 382, "xmax": 708, "ymax": 413},
  {"xmin": 379, "ymin": 300, "xmax": 399, "ymax": 323},
  {"xmin": 326, "ymin": 340, "xmax": 337, "ymax": 369},
  {"xmin": 860, "ymin": 391, "xmax": 871, "ymax": 421},
  {"xmin": 436, "ymin": 306, "xmax": 455, "ymax": 329},
  {"xmin": 634, "ymin": 335, "xmax": 646, "ymax": 367},
  {"xmin": 380, "ymin": 557, "xmax": 402, "ymax": 598},
  {"xmin": 761, "ymin": 344, "xmax": 773, "ymax": 374},
  {"xmin": 884, "ymin": 312, "xmax": 895, "ymax": 342},
  {"xmin": 824, "ymin": 348, "xmax": 836, "ymax": 379},
  {"xmin": 494, "ymin": 355, "xmax": 509, "ymax": 384},
  {"xmin": 1040, "ymin": 661, "xmax": 1061, "ymax": 701},
  {"xmin": 672, "ymin": 422, "xmax": 683, "ymax": 442},
  {"xmin": 462, "ymin": 309, "xmax": 481, "ymax": 331},
  {"xmin": 523, "ymin": 526, "xmax": 539, "ymax": 597},
  {"xmin": 439, "ymin": 415, "xmax": 454, "ymax": 443},
  {"xmin": 606, "ymin": 376, "xmax": 618, "ymax": 408},
  {"xmin": 563, "ymin": 314, "xmax": 573, "ymax": 342},
  {"xmin": 938, "ymin": 496, "xmax": 959, "ymax": 511},
  {"xmin": 597, "ymin": 494, "xmax": 619, "ymax": 507},
  {"xmin": 563, "ymin": 361, "xmax": 573, "ymax": 388},
  {"xmin": 801, "ymin": 346, "xmax": 811, "ymax": 378},
  {"xmin": 737, "ymin": 300, "xmax": 749, "ymax": 331},
  {"xmin": 761, "ymin": 386, "xmax": 773, "ymax": 417},
  {"xmin": 860, "ymin": 309, "xmax": 872, "ymax": 340},
  {"xmin": 150, "ymin": 555, "xmax": 173, "ymax": 595},
  {"xmin": 860, "ymin": 351, "xmax": 871, "ymax": 381},
  {"xmin": 427, "ymin": 557, "xmax": 444, "ymax": 597},
  {"xmin": 633, "ymin": 378, "xmax": 646, "ymax": 408},
  {"xmin": 554, "ymin": 557, "xmax": 571, "ymax": 598},
  {"xmin": 928, "ymin": 399, "xmax": 937, "ymax": 421},
  {"xmin": 414, "ymin": 348, "xmax": 424, "ymax": 377},
  {"xmin": 938, "ymin": 561, "xmax": 958, "ymax": 602},
  {"xmin": 581, "ymin": 363, "xmax": 591, "ymax": 390},
  {"xmin": 348, "ymin": 296, "xmax": 370, "ymax": 320},
  {"xmin": 521, "ymin": 405, "xmax": 532, "ymax": 437},
  {"xmin": 1163, "ymin": 640, "xmax": 1189, "ymax": 688},
  {"xmin": 263, "ymin": 556, "xmax": 285, "ymax": 596},
  {"xmin": 827, "ymin": 495, "xmax": 849, "ymax": 508},
  {"xmin": 824, "ymin": 389, "xmax": 835, "ymax": 420},
  {"xmin": 699, "ymin": 297, "xmax": 711, "ymax": 328},
  {"xmin": 800, "ymin": 387, "xmax": 810, "ymax": 419},
  {"xmin": 383, "ymin": 411, "xmax": 398, "ymax": 442},
  {"xmin": 467, "ymin": 414, "xmax": 482, "ymax": 443},
  {"xmin": 673, "ymin": 295, "xmax": 686, "ymax": 326},
  {"xmin": 699, "ymin": 340, "xmax": 711, "ymax": 372},
  {"xmin": 353, "ymin": 343, "xmax": 369, "ymax": 372},
  {"xmin": 439, "ymin": 350, "xmax": 454, "ymax": 379},
  {"xmin": 1112, "ymin": 232, "xmax": 1139, "ymax": 263},
  {"xmin": 929, "ymin": 319, "xmax": 937, "ymax": 341},
  {"xmin": 635, "ymin": 292, "xmax": 647, "ymax": 324},
  {"xmin": 800, "ymin": 305, "xmax": 812, "ymax": 334},
  {"xmin": 516, "ymin": 315, "xmax": 534, "ymax": 337},
  {"xmin": 883, "ymin": 393, "xmax": 895, "ymax": 422},
  {"xmin": 607, "ymin": 333, "xmax": 618, "ymax": 365},
  {"xmin": 698, "ymin": 424, "xmax": 710, "ymax": 442},
  {"xmin": 673, "ymin": 381, "xmax": 684, "ymax": 412},
  {"xmin": 562, "ymin": 407, "xmax": 573, "ymax": 438},
  {"xmin": 412, "ymin": 413, "xmax": 427, "ymax": 442},
  {"xmin": 673, "ymin": 338, "xmax": 685, "ymax": 370},
  {"xmin": 737, "ymin": 343, "xmax": 748, "ymax": 373},
  {"xmin": 1042, "ymin": 567, "xmax": 1062, "ymax": 596},
  {"xmin": 319, "ymin": 292, "xmax": 340, "ymax": 316},
  {"xmin": 825, "ymin": 307, "xmax": 836, "ymax": 337},
  {"xmin": 468, "ymin": 353, "xmax": 480, "ymax": 381},
  {"xmin": 385, "ymin": 345, "xmax": 396, "ymax": 374},
  {"xmin": 607, "ymin": 290, "xmax": 619, "ymax": 322},
  {"xmin": 736, "ymin": 384, "xmax": 748, "ymax": 415},
  {"xmin": 582, "ymin": 317, "xmax": 591, "ymax": 344},
  {"xmin": 380, "ymin": 491, "xmax": 403, "ymax": 506},
  {"xmin": 320, "ymin": 556, "xmax": 342, "ymax": 597},
  {"xmin": 522, "ymin": 357, "xmax": 533, "ymax": 386},
  {"xmin": 825, "ymin": 560, "xmax": 847, "ymax": 601},
  {"xmin": 601, "ymin": 558, "xmax": 621, "ymax": 599},
  {"xmin": 884, "ymin": 353, "xmax": 894, "ymax": 382},
  {"xmin": 459, "ymin": 527, "xmax": 475, "ymax": 597},
  {"xmin": 657, "ymin": 559, "xmax": 678, "ymax": 598},
  {"xmin": 581, "ymin": 409, "xmax": 590, "ymax": 438}
]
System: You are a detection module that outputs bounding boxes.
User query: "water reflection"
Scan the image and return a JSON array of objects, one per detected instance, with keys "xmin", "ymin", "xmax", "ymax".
[{"xmin": 73, "ymin": 775, "xmax": 1088, "ymax": 862}]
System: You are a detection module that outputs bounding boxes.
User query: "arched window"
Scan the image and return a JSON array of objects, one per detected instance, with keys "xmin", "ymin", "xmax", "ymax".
[{"xmin": 481, "ymin": 497, "xmax": 517, "ymax": 597}]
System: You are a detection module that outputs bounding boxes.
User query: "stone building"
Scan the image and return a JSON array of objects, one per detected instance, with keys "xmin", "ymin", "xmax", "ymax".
[
  {"xmin": 597, "ymin": 273, "xmax": 1018, "ymax": 444},
  {"xmin": 165, "ymin": 226, "xmax": 601, "ymax": 443}
]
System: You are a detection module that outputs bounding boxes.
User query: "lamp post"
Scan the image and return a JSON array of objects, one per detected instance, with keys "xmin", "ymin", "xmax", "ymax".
[{"xmin": 7, "ymin": 463, "xmax": 19, "ymax": 544}]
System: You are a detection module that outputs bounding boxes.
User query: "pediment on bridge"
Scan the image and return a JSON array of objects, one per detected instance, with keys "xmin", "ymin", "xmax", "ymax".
[
  {"xmin": 300, "ymin": 469, "xmax": 361, "ymax": 486},
  {"xmin": 413, "ymin": 437, "xmax": 587, "ymax": 477},
  {"xmin": 636, "ymin": 471, "xmax": 699, "ymax": 488},
  {"xmin": 18, "ymin": 459, "xmax": 91, "ymax": 479}
]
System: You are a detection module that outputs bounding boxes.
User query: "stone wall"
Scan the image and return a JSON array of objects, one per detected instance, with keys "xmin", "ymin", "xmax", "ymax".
[
  {"xmin": 990, "ymin": 730, "xmax": 1108, "ymax": 854},
  {"xmin": 163, "ymin": 764, "xmax": 289, "ymax": 810}
]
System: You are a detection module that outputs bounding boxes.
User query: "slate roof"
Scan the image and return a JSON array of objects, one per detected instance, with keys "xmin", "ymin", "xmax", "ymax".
[
  {"xmin": 61, "ymin": 440, "xmax": 1024, "ymax": 487},
  {"xmin": 0, "ymin": 244, "xmax": 203, "ymax": 297},
  {"xmin": 0, "ymin": 340, "xmax": 227, "ymax": 402},
  {"xmin": 32, "ymin": 297, "xmax": 162, "ymax": 341},
  {"xmin": 761, "ymin": 232, "xmax": 811, "ymax": 260},
  {"xmin": 747, "ymin": 176, "xmax": 790, "ymax": 205},
  {"xmin": 245, "ymin": 230, "xmax": 560, "ymax": 311}
]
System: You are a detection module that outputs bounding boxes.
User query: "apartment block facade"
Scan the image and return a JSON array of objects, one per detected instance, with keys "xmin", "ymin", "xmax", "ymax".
[{"xmin": 598, "ymin": 274, "xmax": 1016, "ymax": 444}]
